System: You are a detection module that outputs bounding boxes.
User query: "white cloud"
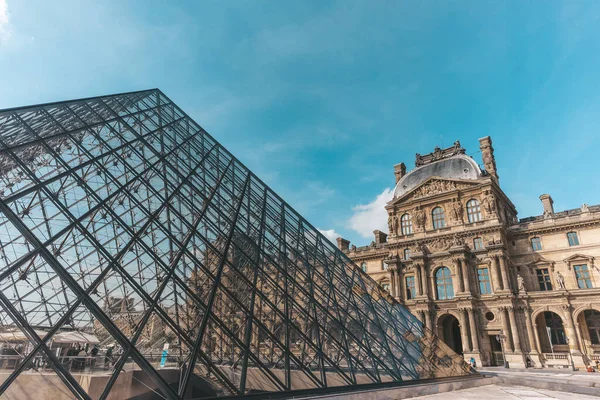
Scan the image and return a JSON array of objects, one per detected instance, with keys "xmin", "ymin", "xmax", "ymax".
[
  {"xmin": 318, "ymin": 228, "xmax": 341, "ymax": 244},
  {"xmin": 348, "ymin": 188, "xmax": 394, "ymax": 239},
  {"xmin": 0, "ymin": 0, "xmax": 11, "ymax": 44}
]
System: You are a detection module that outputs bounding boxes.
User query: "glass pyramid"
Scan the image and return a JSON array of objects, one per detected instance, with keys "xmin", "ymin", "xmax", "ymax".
[{"xmin": 0, "ymin": 89, "xmax": 472, "ymax": 400}]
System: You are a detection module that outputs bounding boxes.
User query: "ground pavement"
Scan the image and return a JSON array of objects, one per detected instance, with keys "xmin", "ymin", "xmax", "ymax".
[
  {"xmin": 413, "ymin": 367, "xmax": 600, "ymax": 399},
  {"xmin": 412, "ymin": 384, "xmax": 599, "ymax": 399}
]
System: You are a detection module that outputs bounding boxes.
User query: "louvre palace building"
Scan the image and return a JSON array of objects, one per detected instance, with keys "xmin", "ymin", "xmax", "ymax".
[{"xmin": 338, "ymin": 137, "xmax": 600, "ymax": 369}]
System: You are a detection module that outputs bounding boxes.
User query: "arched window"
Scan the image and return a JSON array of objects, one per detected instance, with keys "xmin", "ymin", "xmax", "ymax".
[
  {"xmin": 400, "ymin": 213, "xmax": 413, "ymax": 235},
  {"xmin": 584, "ymin": 310, "xmax": 600, "ymax": 345},
  {"xmin": 466, "ymin": 199, "xmax": 482, "ymax": 223},
  {"xmin": 435, "ymin": 267, "xmax": 454, "ymax": 300},
  {"xmin": 361, "ymin": 262, "xmax": 367, "ymax": 273},
  {"xmin": 432, "ymin": 207, "xmax": 446, "ymax": 229},
  {"xmin": 544, "ymin": 311, "xmax": 566, "ymax": 345}
]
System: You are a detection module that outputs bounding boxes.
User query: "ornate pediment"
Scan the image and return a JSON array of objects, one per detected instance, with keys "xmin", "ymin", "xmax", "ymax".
[
  {"xmin": 390, "ymin": 177, "xmax": 480, "ymax": 205},
  {"xmin": 563, "ymin": 253, "xmax": 594, "ymax": 263}
]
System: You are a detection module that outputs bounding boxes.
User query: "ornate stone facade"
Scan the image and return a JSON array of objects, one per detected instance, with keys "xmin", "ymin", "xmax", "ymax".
[{"xmin": 340, "ymin": 136, "xmax": 600, "ymax": 369}]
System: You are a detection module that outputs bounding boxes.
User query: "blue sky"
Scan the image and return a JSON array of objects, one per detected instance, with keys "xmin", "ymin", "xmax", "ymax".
[{"xmin": 1, "ymin": 1, "xmax": 600, "ymax": 247}]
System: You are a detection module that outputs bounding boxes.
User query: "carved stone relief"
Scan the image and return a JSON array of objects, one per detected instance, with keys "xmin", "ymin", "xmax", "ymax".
[{"xmin": 481, "ymin": 190, "xmax": 497, "ymax": 218}]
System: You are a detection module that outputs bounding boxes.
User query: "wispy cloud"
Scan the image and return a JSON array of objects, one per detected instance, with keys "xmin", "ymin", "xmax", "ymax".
[
  {"xmin": 347, "ymin": 188, "xmax": 394, "ymax": 239},
  {"xmin": 318, "ymin": 228, "xmax": 341, "ymax": 244},
  {"xmin": 0, "ymin": 0, "xmax": 12, "ymax": 44}
]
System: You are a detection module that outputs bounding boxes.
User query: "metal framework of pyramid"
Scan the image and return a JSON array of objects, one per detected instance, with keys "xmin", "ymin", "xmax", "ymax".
[{"xmin": 0, "ymin": 89, "xmax": 472, "ymax": 400}]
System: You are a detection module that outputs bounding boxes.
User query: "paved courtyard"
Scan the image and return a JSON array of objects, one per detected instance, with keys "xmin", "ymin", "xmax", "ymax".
[{"xmin": 412, "ymin": 384, "xmax": 599, "ymax": 399}]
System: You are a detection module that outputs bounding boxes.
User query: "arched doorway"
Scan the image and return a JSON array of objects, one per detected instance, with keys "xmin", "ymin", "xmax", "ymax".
[
  {"xmin": 438, "ymin": 314, "xmax": 463, "ymax": 354},
  {"xmin": 535, "ymin": 311, "xmax": 567, "ymax": 353}
]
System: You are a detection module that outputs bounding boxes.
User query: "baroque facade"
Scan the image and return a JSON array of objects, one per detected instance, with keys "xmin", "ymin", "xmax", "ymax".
[{"xmin": 339, "ymin": 137, "xmax": 600, "ymax": 369}]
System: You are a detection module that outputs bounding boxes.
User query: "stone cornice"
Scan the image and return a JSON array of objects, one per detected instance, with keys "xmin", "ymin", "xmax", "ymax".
[{"xmin": 508, "ymin": 215, "xmax": 600, "ymax": 237}]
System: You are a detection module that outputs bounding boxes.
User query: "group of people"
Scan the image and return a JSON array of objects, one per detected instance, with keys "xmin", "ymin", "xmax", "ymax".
[{"xmin": 61, "ymin": 344, "xmax": 117, "ymax": 371}]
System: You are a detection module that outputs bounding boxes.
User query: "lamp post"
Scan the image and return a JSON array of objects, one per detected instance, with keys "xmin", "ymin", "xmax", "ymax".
[
  {"xmin": 565, "ymin": 337, "xmax": 576, "ymax": 371},
  {"xmin": 496, "ymin": 331, "xmax": 509, "ymax": 368}
]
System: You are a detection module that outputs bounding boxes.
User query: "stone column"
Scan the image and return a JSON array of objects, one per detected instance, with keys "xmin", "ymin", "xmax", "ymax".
[
  {"xmin": 490, "ymin": 256, "xmax": 502, "ymax": 292},
  {"xmin": 421, "ymin": 264, "xmax": 429, "ymax": 297},
  {"xmin": 459, "ymin": 308, "xmax": 472, "ymax": 352},
  {"xmin": 455, "ymin": 258, "xmax": 465, "ymax": 293},
  {"xmin": 415, "ymin": 263, "xmax": 423, "ymax": 296},
  {"xmin": 461, "ymin": 258, "xmax": 471, "ymax": 293},
  {"xmin": 499, "ymin": 255, "xmax": 510, "ymax": 291},
  {"xmin": 562, "ymin": 305, "xmax": 582, "ymax": 353},
  {"xmin": 467, "ymin": 308, "xmax": 480, "ymax": 352},
  {"xmin": 424, "ymin": 310, "xmax": 432, "ymax": 331},
  {"xmin": 390, "ymin": 267, "xmax": 397, "ymax": 297},
  {"xmin": 524, "ymin": 307, "xmax": 538, "ymax": 353},
  {"xmin": 499, "ymin": 307, "xmax": 513, "ymax": 352},
  {"xmin": 508, "ymin": 307, "xmax": 522, "ymax": 352},
  {"xmin": 396, "ymin": 266, "xmax": 404, "ymax": 300}
]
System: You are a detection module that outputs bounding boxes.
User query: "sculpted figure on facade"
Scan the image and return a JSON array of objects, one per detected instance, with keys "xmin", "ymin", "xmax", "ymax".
[
  {"xmin": 481, "ymin": 190, "xmax": 496, "ymax": 217},
  {"xmin": 393, "ymin": 215, "xmax": 399, "ymax": 235},
  {"xmin": 452, "ymin": 140, "xmax": 461, "ymax": 155},
  {"xmin": 450, "ymin": 198, "xmax": 463, "ymax": 223},
  {"xmin": 517, "ymin": 274, "xmax": 526, "ymax": 294},
  {"xmin": 412, "ymin": 179, "xmax": 459, "ymax": 199},
  {"xmin": 388, "ymin": 215, "xmax": 394, "ymax": 235},
  {"xmin": 414, "ymin": 206, "xmax": 426, "ymax": 230},
  {"xmin": 556, "ymin": 271, "xmax": 566, "ymax": 290},
  {"xmin": 581, "ymin": 203, "xmax": 590, "ymax": 213},
  {"xmin": 415, "ymin": 153, "xmax": 424, "ymax": 167},
  {"xmin": 432, "ymin": 146, "xmax": 443, "ymax": 161},
  {"xmin": 451, "ymin": 233, "xmax": 464, "ymax": 247}
]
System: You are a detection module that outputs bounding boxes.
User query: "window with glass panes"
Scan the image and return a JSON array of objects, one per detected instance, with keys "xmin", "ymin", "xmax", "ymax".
[
  {"xmin": 473, "ymin": 237, "xmax": 483, "ymax": 250},
  {"xmin": 432, "ymin": 207, "xmax": 446, "ymax": 229},
  {"xmin": 435, "ymin": 267, "xmax": 454, "ymax": 300},
  {"xmin": 400, "ymin": 213, "xmax": 413, "ymax": 235},
  {"xmin": 405, "ymin": 276, "xmax": 416, "ymax": 300},
  {"xmin": 404, "ymin": 248, "xmax": 411, "ymax": 260},
  {"xmin": 537, "ymin": 268, "xmax": 553, "ymax": 291},
  {"xmin": 531, "ymin": 237, "xmax": 542, "ymax": 251},
  {"xmin": 361, "ymin": 262, "xmax": 367, "ymax": 273},
  {"xmin": 574, "ymin": 264, "xmax": 593, "ymax": 288},
  {"xmin": 382, "ymin": 283, "xmax": 390, "ymax": 292},
  {"xmin": 544, "ymin": 311, "xmax": 567, "ymax": 345},
  {"xmin": 567, "ymin": 232, "xmax": 580, "ymax": 246},
  {"xmin": 585, "ymin": 310, "xmax": 600, "ymax": 345},
  {"xmin": 478, "ymin": 268, "xmax": 491, "ymax": 294},
  {"xmin": 466, "ymin": 199, "xmax": 482, "ymax": 223},
  {"xmin": 382, "ymin": 261, "xmax": 388, "ymax": 270}
]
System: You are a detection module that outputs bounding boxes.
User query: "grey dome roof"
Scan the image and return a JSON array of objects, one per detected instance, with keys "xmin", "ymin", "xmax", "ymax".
[{"xmin": 393, "ymin": 154, "xmax": 483, "ymax": 199}]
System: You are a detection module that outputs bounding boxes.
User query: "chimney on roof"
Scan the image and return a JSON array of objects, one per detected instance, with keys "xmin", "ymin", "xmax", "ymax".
[
  {"xmin": 539, "ymin": 194, "xmax": 554, "ymax": 215},
  {"xmin": 479, "ymin": 136, "xmax": 498, "ymax": 181},
  {"xmin": 373, "ymin": 230, "xmax": 388, "ymax": 245},
  {"xmin": 336, "ymin": 237, "xmax": 350, "ymax": 251},
  {"xmin": 394, "ymin": 162, "xmax": 406, "ymax": 184}
]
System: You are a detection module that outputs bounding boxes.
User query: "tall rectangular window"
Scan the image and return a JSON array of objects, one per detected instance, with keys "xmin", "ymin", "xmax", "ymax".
[
  {"xmin": 574, "ymin": 264, "xmax": 593, "ymax": 289},
  {"xmin": 536, "ymin": 268, "xmax": 552, "ymax": 291},
  {"xmin": 531, "ymin": 237, "xmax": 542, "ymax": 251},
  {"xmin": 473, "ymin": 237, "xmax": 483, "ymax": 250},
  {"xmin": 478, "ymin": 268, "xmax": 491, "ymax": 294},
  {"xmin": 404, "ymin": 248, "xmax": 411, "ymax": 260},
  {"xmin": 405, "ymin": 276, "xmax": 416, "ymax": 300},
  {"xmin": 382, "ymin": 261, "xmax": 388, "ymax": 270},
  {"xmin": 567, "ymin": 232, "xmax": 580, "ymax": 246}
]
